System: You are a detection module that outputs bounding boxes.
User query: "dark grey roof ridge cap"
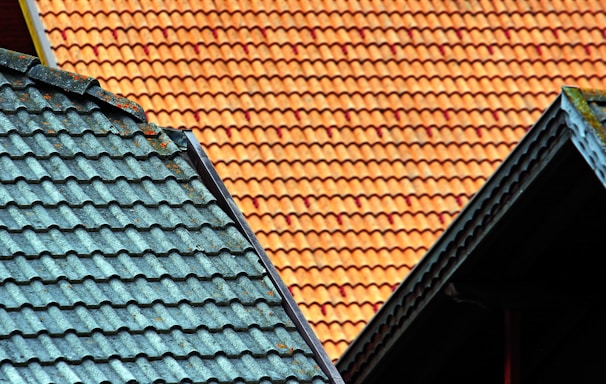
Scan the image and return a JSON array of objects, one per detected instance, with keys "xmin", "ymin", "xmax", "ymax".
[
  {"xmin": 337, "ymin": 90, "xmax": 573, "ymax": 382},
  {"xmin": 28, "ymin": 64, "xmax": 99, "ymax": 95},
  {"xmin": 0, "ymin": 48, "xmax": 40, "ymax": 72},
  {"xmin": 85, "ymin": 85, "xmax": 146, "ymax": 122},
  {"xmin": 0, "ymin": 47, "xmax": 146, "ymax": 122}
]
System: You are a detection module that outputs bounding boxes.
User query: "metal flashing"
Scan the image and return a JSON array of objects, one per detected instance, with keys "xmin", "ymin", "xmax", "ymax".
[
  {"xmin": 162, "ymin": 127, "xmax": 188, "ymax": 149},
  {"xmin": 183, "ymin": 130, "xmax": 345, "ymax": 384}
]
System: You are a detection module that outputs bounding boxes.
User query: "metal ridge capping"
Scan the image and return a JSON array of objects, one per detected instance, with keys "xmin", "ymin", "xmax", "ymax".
[{"xmin": 183, "ymin": 130, "xmax": 345, "ymax": 384}]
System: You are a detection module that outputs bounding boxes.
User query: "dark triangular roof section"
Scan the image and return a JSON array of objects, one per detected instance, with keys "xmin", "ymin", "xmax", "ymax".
[
  {"xmin": 337, "ymin": 86, "xmax": 606, "ymax": 383},
  {"xmin": 0, "ymin": 47, "xmax": 342, "ymax": 384}
]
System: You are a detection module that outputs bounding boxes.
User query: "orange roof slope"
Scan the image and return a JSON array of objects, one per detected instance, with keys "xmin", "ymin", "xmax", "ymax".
[{"xmin": 32, "ymin": 0, "xmax": 606, "ymax": 360}]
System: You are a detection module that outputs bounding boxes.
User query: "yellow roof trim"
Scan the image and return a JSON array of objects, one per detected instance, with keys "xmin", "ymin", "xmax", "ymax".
[{"xmin": 18, "ymin": 0, "xmax": 56, "ymax": 67}]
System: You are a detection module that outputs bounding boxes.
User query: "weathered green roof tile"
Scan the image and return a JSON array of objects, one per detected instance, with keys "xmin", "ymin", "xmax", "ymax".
[{"xmin": 0, "ymin": 47, "xmax": 336, "ymax": 384}]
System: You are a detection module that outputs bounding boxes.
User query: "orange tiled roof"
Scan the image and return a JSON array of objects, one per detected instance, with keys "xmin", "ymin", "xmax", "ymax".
[{"xmin": 31, "ymin": 0, "xmax": 606, "ymax": 361}]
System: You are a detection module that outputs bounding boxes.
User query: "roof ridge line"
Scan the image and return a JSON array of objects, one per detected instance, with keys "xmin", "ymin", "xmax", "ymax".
[{"xmin": 0, "ymin": 48, "xmax": 145, "ymax": 122}]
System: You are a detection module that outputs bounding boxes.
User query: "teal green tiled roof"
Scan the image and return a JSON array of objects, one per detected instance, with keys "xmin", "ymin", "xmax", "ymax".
[{"xmin": 0, "ymin": 48, "xmax": 332, "ymax": 384}]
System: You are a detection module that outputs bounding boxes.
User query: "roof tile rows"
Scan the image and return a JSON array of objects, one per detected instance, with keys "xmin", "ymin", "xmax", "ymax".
[
  {"xmin": 32, "ymin": 0, "xmax": 606, "ymax": 360},
  {"xmin": 0, "ymin": 47, "xmax": 332, "ymax": 383},
  {"xmin": 339, "ymin": 85, "xmax": 606, "ymax": 382}
]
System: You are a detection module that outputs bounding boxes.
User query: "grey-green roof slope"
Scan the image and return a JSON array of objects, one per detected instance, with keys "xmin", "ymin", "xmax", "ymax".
[{"xmin": 0, "ymin": 47, "xmax": 335, "ymax": 384}]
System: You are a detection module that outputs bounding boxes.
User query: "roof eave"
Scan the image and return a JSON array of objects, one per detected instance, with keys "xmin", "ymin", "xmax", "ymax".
[{"xmin": 337, "ymin": 89, "xmax": 577, "ymax": 383}]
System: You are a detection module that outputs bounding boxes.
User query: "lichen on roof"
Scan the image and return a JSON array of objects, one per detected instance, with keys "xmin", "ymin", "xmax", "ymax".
[
  {"xmin": 0, "ymin": 46, "xmax": 332, "ymax": 383},
  {"xmin": 563, "ymin": 86, "xmax": 606, "ymax": 146}
]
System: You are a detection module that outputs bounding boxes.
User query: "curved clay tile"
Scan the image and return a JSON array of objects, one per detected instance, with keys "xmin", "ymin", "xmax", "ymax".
[{"xmin": 33, "ymin": 0, "xmax": 606, "ymax": 361}]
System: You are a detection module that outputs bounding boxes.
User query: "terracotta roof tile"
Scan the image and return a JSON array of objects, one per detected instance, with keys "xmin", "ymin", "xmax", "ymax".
[{"xmin": 32, "ymin": 0, "xmax": 606, "ymax": 360}]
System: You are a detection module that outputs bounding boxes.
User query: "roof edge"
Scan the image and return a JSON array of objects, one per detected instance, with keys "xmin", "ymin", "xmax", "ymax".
[
  {"xmin": 183, "ymin": 131, "xmax": 345, "ymax": 384},
  {"xmin": 337, "ymin": 90, "xmax": 573, "ymax": 382},
  {"xmin": 0, "ymin": 48, "xmax": 145, "ymax": 122},
  {"xmin": 18, "ymin": 0, "xmax": 57, "ymax": 67},
  {"xmin": 562, "ymin": 86, "xmax": 606, "ymax": 190},
  {"xmin": 562, "ymin": 86, "xmax": 606, "ymax": 144}
]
